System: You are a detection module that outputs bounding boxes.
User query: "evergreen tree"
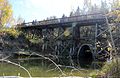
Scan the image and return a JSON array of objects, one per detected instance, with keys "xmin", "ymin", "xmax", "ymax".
[
  {"xmin": 69, "ymin": 11, "xmax": 74, "ymax": 17},
  {"xmin": 100, "ymin": 0, "xmax": 109, "ymax": 14},
  {"xmin": 75, "ymin": 6, "xmax": 80, "ymax": 16}
]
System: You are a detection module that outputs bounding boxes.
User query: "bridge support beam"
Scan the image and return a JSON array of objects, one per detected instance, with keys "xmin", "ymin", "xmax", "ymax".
[{"xmin": 71, "ymin": 23, "xmax": 80, "ymax": 58}]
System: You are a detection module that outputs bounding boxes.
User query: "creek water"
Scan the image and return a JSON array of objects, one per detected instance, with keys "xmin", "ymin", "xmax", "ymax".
[{"xmin": 0, "ymin": 56, "xmax": 105, "ymax": 77}]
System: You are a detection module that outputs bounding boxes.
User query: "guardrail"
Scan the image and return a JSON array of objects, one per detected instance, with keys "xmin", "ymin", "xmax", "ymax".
[{"xmin": 17, "ymin": 13, "xmax": 106, "ymax": 27}]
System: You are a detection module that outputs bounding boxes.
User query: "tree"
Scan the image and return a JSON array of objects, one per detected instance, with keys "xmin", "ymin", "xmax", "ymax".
[
  {"xmin": 110, "ymin": 0, "xmax": 120, "ymax": 22},
  {"xmin": 62, "ymin": 14, "xmax": 66, "ymax": 18},
  {"xmin": 0, "ymin": 0, "xmax": 13, "ymax": 28},
  {"xmin": 69, "ymin": 11, "xmax": 74, "ymax": 17},
  {"xmin": 89, "ymin": 4, "xmax": 99, "ymax": 14},
  {"xmin": 16, "ymin": 16, "xmax": 24, "ymax": 24},
  {"xmin": 100, "ymin": 0, "xmax": 109, "ymax": 14},
  {"xmin": 74, "ymin": 6, "xmax": 80, "ymax": 16},
  {"xmin": 83, "ymin": 0, "xmax": 92, "ymax": 14}
]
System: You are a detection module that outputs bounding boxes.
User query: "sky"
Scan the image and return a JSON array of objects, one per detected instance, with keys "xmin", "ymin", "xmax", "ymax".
[{"xmin": 9, "ymin": 0, "xmax": 109, "ymax": 22}]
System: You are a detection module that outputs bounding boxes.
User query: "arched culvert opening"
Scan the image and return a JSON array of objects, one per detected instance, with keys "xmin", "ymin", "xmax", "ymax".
[{"xmin": 77, "ymin": 44, "xmax": 93, "ymax": 68}]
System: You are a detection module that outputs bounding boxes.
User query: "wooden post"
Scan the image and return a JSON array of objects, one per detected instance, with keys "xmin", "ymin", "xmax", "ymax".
[{"xmin": 72, "ymin": 23, "xmax": 80, "ymax": 57}]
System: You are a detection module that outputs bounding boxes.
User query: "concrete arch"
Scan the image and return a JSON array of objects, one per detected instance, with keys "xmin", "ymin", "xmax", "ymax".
[
  {"xmin": 77, "ymin": 44, "xmax": 93, "ymax": 60},
  {"xmin": 77, "ymin": 44, "xmax": 93, "ymax": 68}
]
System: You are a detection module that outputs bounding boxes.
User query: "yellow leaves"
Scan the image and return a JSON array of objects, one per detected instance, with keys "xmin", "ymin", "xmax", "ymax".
[
  {"xmin": 109, "ymin": 0, "xmax": 120, "ymax": 22},
  {"xmin": 112, "ymin": 0, "xmax": 120, "ymax": 8},
  {"xmin": 0, "ymin": 0, "xmax": 4, "ymax": 6},
  {"xmin": 64, "ymin": 29, "xmax": 70, "ymax": 37},
  {"xmin": 2, "ymin": 6, "xmax": 12, "ymax": 25},
  {"xmin": 0, "ymin": 28, "xmax": 20, "ymax": 37},
  {"xmin": 112, "ymin": 10, "xmax": 120, "ymax": 15},
  {"xmin": 0, "ymin": 0, "xmax": 4, "ymax": 1},
  {"xmin": 0, "ymin": 0, "xmax": 13, "ymax": 27},
  {"xmin": 0, "ymin": 1, "xmax": 17, "ymax": 38}
]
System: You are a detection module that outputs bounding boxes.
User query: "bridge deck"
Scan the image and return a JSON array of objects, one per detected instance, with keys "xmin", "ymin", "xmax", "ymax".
[{"xmin": 17, "ymin": 13, "xmax": 107, "ymax": 29}]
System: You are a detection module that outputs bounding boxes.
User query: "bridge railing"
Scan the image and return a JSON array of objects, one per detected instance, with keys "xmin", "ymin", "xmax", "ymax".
[{"xmin": 17, "ymin": 13, "xmax": 106, "ymax": 27}]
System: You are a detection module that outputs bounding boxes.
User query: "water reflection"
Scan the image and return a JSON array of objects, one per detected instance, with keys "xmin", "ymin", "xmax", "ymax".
[
  {"xmin": 12, "ymin": 55, "xmax": 104, "ymax": 70},
  {"xmin": 78, "ymin": 58, "xmax": 93, "ymax": 68},
  {"xmin": 58, "ymin": 57, "xmax": 104, "ymax": 69}
]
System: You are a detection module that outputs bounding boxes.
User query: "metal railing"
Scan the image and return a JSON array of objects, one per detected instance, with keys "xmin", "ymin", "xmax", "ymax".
[{"xmin": 17, "ymin": 13, "xmax": 106, "ymax": 27}]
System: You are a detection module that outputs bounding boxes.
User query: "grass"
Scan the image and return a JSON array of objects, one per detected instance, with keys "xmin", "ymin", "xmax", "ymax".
[
  {"xmin": 0, "ymin": 61, "xmax": 105, "ymax": 77},
  {"xmin": 0, "ymin": 58, "xmax": 118, "ymax": 77},
  {"xmin": 89, "ymin": 58, "xmax": 120, "ymax": 77}
]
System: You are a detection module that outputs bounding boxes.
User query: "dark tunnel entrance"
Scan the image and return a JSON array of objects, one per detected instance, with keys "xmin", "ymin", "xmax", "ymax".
[{"xmin": 78, "ymin": 45, "xmax": 93, "ymax": 68}]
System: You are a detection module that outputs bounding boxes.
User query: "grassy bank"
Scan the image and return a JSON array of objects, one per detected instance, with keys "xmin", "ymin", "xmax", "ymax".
[
  {"xmin": 0, "ymin": 58, "xmax": 119, "ymax": 77},
  {"xmin": 0, "ymin": 60, "xmax": 106, "ymax": 77}
]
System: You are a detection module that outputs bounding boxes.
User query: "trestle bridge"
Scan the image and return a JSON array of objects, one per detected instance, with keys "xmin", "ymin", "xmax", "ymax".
[{"xmin": 17, "ymin": 13, "xmax": 119, "ymax": 61}]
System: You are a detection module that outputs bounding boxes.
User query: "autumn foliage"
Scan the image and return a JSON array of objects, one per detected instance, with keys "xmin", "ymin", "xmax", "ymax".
[{"xmin": 0, "ymin": 0, "xmax": 13, "ymax": 27}]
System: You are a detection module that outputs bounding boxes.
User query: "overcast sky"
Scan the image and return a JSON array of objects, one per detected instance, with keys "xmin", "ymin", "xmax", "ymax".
[{"xmin": 9, "ymin": 0, "xmax": 110, "ymax": 22}]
